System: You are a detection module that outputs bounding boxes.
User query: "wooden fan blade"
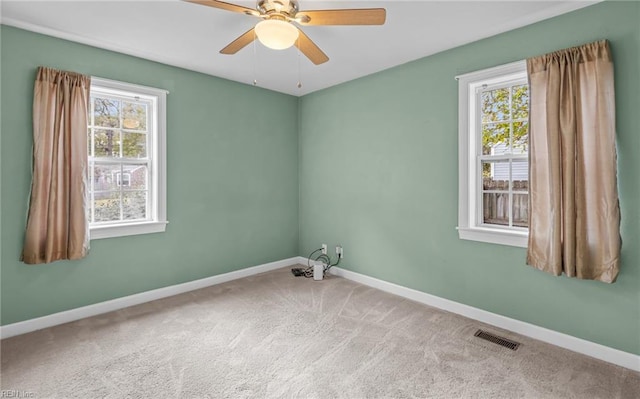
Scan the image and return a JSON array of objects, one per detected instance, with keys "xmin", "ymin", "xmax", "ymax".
[
  {"xmin": 296, "ymin": 9, "xmax": 386, "ymax": 26},
  {"xmin": 220, "ymin": 28, "xmax": 256, "ymax": 54},
  {"xmin": 295, "ymin": 29, "xmax": 329, "ymax": 65},
  {"xmin": 184, "ymin": 0, "xmax": 259, "ymax": 17}
]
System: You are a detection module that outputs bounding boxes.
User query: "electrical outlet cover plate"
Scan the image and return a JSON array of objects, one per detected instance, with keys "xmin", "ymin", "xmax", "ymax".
[{"xmin": 321, "ymin": 244, "xmax": 327, "ymax": 255}]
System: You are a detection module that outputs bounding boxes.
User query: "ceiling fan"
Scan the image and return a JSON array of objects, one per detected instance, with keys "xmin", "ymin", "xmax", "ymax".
[{"xmin": 185, "ymin": 0, "xmax": 386, "ymax": 65}]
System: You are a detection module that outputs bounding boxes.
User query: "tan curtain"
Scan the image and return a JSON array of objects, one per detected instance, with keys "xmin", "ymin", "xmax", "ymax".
[
  {"xmin": 21, "ymin": 67, "xmax": 91, "ymax": 264},
  {"xmin": 526, "ymin": 40, "xmax": 621, "ymax": 283}
]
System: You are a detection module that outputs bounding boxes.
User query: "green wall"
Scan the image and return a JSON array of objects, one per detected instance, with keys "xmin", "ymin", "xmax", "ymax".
[
  {"xmin": 299, "ymin": 1, "xmax": 640, "ymax": 355},
  {"xmin": 0, "ymin": 26, "xmax": 299, "ymax": 324}
]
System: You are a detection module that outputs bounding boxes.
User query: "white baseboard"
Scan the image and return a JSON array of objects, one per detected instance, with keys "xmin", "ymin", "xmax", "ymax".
[
  {"xmin": 322, "ymin": 262, "xmax": 639, "ymax": 372},
  {"xmin": 0, "ymin": 257, "xmax": 300, "ymax": 339}
]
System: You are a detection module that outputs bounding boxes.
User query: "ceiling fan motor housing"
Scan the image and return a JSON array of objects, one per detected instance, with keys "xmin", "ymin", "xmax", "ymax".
[{"xmin": 258, "ymin": 0, "xmax": 299, "ymax": 18}]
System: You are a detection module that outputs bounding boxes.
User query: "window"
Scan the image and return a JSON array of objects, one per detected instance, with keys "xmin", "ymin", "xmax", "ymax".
[
  {"xmin": 457, "ymin": 61, "xmax": 529, "ymax": 247},
  {"xmin": 88, "ymin": 77, "xmax": 167, "ymax": 239}
]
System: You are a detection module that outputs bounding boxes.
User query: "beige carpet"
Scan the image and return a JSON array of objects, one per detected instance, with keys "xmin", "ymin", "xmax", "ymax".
[{"xmin": 2, "ymin": 267, "xmax": 639, "ymax": 398}]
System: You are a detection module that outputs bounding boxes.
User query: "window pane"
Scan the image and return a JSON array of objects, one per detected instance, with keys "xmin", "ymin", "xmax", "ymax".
[
  {"xmin": 481, "ymin": 88, "xmax": 509, "ymax": 123},
  {"xmin": 482, "ymin": 123, "xmax": 510, "ymax": 155},
  {"xmin": 512, "ymin": 159, "xmax": 529, "ymax": 192},
  {"xmin": 482, "ymin": 160, "xmax": 510, "ymax": 190},
  {"xmin": 123, "ymin": 191, "xmax": 147, "ymax": 220},
  {"xmin": 123, "ymin": 102, "xmax": 147, "ymax": 131},
  {"xmin": 512, "ymin": 121, "xmax": 528, "ymax": 154},
  {"xmin": 122, "ymin": 164, "xmax": 147, "ymax": 190},
  {"xmin": 483, "ymin": 192, "xmax": 509, "ymax": 226},
  {"xmin": 512, "ymin": 193, "xmax": 529, "ymax": 227},
  {"xmin": 94, "ymin": 191, "xmax": 121, "ymax": 222},
  {"xmin": 93, "ymin": 129, "xmax": 121, "ymax": 158},
  {"xmin": 93, "ymin": 98, "xmax": 120, "ymax": 128},
  {"xmin": 122, "ymin": 132, "xmax": 147, "ymax": 158},
  {"xmin": 512, "ymin": 85, "xmax": 529, "ymax": 120},
  {"xmin": 93, "ymin": 163, "xmax": 122, "ymax": 191}
]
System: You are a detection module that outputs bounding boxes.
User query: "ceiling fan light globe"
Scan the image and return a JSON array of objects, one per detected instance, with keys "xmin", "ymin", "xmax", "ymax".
[{"xmin": 255, "ymin": 20, "xmax": 298, "ymax": 50}]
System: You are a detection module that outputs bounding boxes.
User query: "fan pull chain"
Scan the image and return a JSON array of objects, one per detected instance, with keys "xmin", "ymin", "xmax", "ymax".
[
  {"xmin": 254, "ymin": 0, "xmax": 259, "ymax": 86},
  {"xmin": 254, "ymin": 0, "xmax": 260, "ymax": 87},
  {"xmin": 296, "ymin": 36, "xmax": 302, "ymax": 89},
  {"xmin": 253, "ymin": 29, "xmax": 257, "ymax": 86}
]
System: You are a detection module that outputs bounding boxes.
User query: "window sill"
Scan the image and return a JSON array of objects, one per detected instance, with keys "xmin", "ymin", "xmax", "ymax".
[
  {"xmin": 90, "ymin": 221, "xmax": 168, "ymax": 240},
  {"xmin": 457, "ymin": 226, "xmax": 528, "ymax": 248}
]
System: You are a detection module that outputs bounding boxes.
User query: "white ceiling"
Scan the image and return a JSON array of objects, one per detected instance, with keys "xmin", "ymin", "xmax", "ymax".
[{"xmin": 1, "ymin": 0, "xmax": 597, "ymax": 96}]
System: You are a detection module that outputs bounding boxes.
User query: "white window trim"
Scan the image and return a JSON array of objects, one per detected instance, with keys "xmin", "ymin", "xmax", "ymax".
[
  {"xmin": 89, "ymin": 77, "xmax": 168, "ymax": 240},
  {"xmin": 456, "ymin": 60, "xmax": 528, "ymax": 248}
]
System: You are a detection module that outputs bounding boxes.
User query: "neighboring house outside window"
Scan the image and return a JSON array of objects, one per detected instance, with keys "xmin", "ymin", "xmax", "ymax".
[
  {"xmin": 115, "ymin": 171, "xmax": 132, "ymax": 187},
  {"xmin": 88, "ymin": 78, "xmax": 167, "ymax": 239},
  {"xmin": 457, "ymin": 61, "xmax": 529, "ymax": 247}
]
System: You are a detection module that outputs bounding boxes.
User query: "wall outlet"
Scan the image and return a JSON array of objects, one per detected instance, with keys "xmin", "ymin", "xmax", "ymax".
[
  {"xmin": 336, "ymin": 245, "xmax": 343, "ymax": 259},
  {"xmin": 321, "ymin": 244, "xmax": 327, "ymax": 255}
]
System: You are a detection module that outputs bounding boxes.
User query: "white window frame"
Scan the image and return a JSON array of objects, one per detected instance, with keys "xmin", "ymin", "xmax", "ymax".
[
  {"xmin": 88, "ymin": 77, "xmax": 168, "ymax": 240},
  {"xmin": 456, "ymin": 60, "xmax": 528, "ymax": 248}
]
